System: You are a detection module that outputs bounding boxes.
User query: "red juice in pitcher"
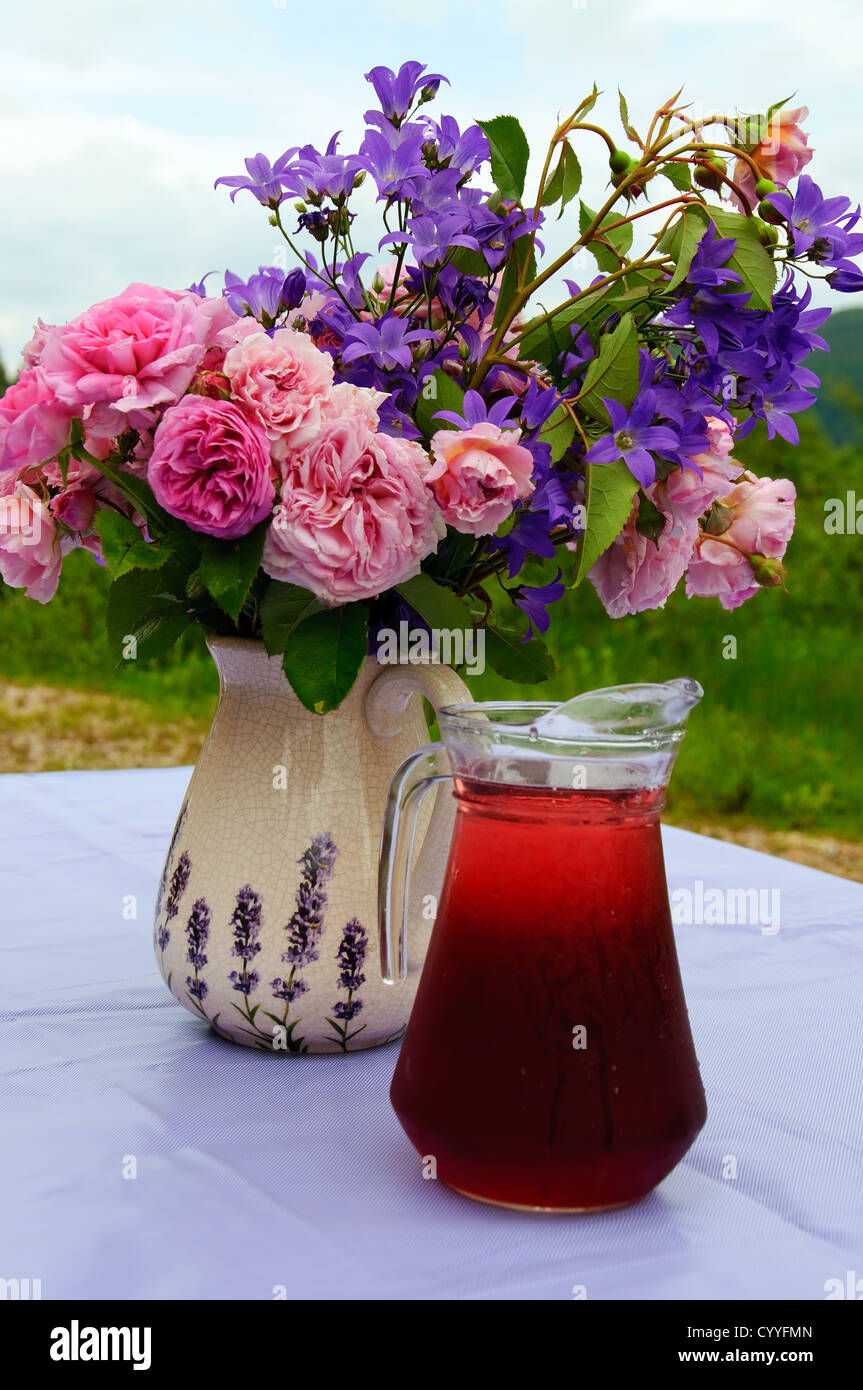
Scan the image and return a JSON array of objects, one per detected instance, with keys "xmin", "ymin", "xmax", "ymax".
[{"xmin": 390, "ymin": 776, "xmax": 707, "ymax": 1211}]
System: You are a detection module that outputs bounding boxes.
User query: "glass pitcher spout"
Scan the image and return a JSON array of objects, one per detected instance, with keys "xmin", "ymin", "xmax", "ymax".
[{"xmin": 531, "ymin": 677, "xmax": 704, "ymax": 743}]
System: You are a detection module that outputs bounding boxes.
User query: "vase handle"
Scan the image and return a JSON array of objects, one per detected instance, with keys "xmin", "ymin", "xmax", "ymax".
[
  {"xmin": 378, "ymin": 743, "xmax": 453, "ymax": 984},
  {"xmin": 364, "ymin": 661, "xmax": 472, "ymax": 739},
  {"xmin": 366, "ymin": 663, "xmax": 472, "ymax": 986}
]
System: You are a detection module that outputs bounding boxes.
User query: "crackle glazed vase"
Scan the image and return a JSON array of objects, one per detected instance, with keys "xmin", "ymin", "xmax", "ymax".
[{"xmin": 153, "ymin": 636, "xmax": 470, "ymax": 1052}]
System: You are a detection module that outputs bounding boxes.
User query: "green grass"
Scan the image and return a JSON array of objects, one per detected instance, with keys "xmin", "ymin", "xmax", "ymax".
[{"xmin": 0, "ymin": 412, "xmax": 860, "ymax": 836}]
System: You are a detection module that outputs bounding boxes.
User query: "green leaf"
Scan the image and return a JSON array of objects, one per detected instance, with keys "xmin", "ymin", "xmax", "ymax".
[
  {"xmin": 493, "ymin": 238, "xmax": 536, "ymax": 330},
  {"xmin": 414, "ymin": 369, "xmax": 466, "ymax": 439},
  {"xmin": 395, "ymin": 572, "xmax": 474, "ymax": 630},
  {"xmin": 618, "ymin": 90, "xmax": 641, "ymax": 144},
  {"xmin": 577, "ymin": 313, "xmax": 639, "ymax": 421},
  {"xmin": 538, "ymin": 404, "xmax": 576, "ymax": 462},
  {"xmin": 106, "ymin": 563, "xmax": 188, "ymax": 663},
  {"xmin": 484, "ymin": 625, "xmax": 554, "ymax": 683},
  {"xmin": 281, "ymin": 604, "xmax": 369, "ymax": 715},
  {"xmin": 259, "ymin": 580, "xmax": 324, "ymax": 656},
  {"xmin": 195, "ymin": 522, "xmax": 268, "ymax": 623},
  {"xmin": 427, "ymin": 528, "xmax": 479, "ymax": 584},
  {"xmin": 579, "ymin": 201, "xmax": 634, "ymax": 274},
  {"xmin": 708, "ymin": 207, "xmax": 777, "ymax": 309},
  {"xmin": 574, "ymin": 84, "xmax": 601, "ymax": 120},
  {"xmin": 450, "ymin": 245, "xmax": 494, "ymax": 278},
  {"xmin": 477, "ymin": 116, "xmax": 530, "ymax": 201},
  {"xmin": 95, "ymin": 511, "xmax": 167, "ymax": 579},
  {"xmin": 660, "ymin": 161, "xmax": 692, "ymax": 192},
  {"xmin": 572, "ymin": 458, "xmax": 638, "ymax": 586},
  {"xmin": 540, "ymin": 141, "xmax": 582, "ymax": 218},
  {"xmin": 634, "ymin": 490, "xmax": 666, "ymax": 543},
  {"xmin": 517, "ymin": 280, "xmax": 652, "ymax": 368},
  {"xmin": 659, "ymin": 204, "xmax": 711, "ymax": 291}
]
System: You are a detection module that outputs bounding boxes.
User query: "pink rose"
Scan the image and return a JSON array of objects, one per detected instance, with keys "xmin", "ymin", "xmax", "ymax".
[
  {"xmin": 686, "ymin": 474, "xmax": 796, "ymax": 611},
  {"xmin": 148, "ymin": 396, "xmax": 274, "ymax": 538},
  {"xmin": 0, "ymin": 481, "xmax": 67, "ymax": 602},
  {"xmin": 21, "ymin": 319, "xmax": 58, "ymax": 369},
  {"xmin": 223, "ymin": 328, "xmax": 334, "ymax": 460},
  {"xmin": 732, "ymin": 106, "xmax": 812, "ymax": 211},
  {"xmin": 40, "ymin": 284, "xmax": 237, "ymax": 439},
  {"xmin": 589, "ymin": 500, "xmax": 697, "ymax": 618},
  {"xmin": 427, "ymin": 422, "xmax": 534, "ymax": 536},
  {"xmin": 262, "ymin": 411, "xmax": 443, "ymax": 604},
  {"xmin": 0, "ymin": 370, "xmax": 73, "ymax": 476},
  {"xmin": 657, "ymin": 417, "xmax": 741, "ymax": 527},
  {"xmin": 322, "ymin": 381, "xmax": 389, "ymax": 430}
]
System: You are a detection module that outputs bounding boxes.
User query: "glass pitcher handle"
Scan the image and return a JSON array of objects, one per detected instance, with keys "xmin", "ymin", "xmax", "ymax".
[{"xmin": 379, "ymin": 742, "xmax": 452, "ymax": 985}]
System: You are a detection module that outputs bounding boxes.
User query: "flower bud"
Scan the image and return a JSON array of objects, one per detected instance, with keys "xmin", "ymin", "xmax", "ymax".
[
  {"xmin": 458, "ymin": 340, "xmax": 472, "ymax": 362},
  {"xmin": 755, "ymin": 177, "xmax": 778, "ymax": 198},
  {"xmin": 757, "ymin": 197, "xmax": 785, "ymax": 225},
  {"xmin": 748, "ymin": 553, "xmax": 785, "ymax": 588},
  {"xmin": 609, "ymin": 148, "xmax": 631, "ymax": 175},
  {"xmin": 703, "ymin": 500, "xmax": 736, "ymax": 536},
  {"xmin": 293, "ymin": 201, "xmax": 307, "ymax": 214},
  {"xmin": 754, "ymin": 218, "xmax": 779, "ymax": 246},
  {"xmin": 352, "ymin": 171, "xmax": 366, "ymax": 190}
]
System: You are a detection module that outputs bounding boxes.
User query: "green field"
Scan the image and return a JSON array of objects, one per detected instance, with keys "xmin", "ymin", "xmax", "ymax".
[{"xmin": 1, "ymin": 315, "xmax": 861, "ymax": 837}]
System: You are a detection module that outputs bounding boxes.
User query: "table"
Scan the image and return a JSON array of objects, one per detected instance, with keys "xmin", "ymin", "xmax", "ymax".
[{"xmin": 2, "ymin": 767, "xmax": 862, "ymax": 1300}]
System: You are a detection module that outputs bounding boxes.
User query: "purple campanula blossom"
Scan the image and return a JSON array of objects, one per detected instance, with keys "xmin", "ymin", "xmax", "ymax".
[
  {"xmin": 827, "ymin": 264, "xmax": 863, "ymax": 292},
  {"xmin": 425, "ymin": 115, "xmax": 488, "ymax": 178},
  {"xmin": 223, "ymin": 267, "xmax": 306, "ymax": 323},
  {"xmin": 341, "ymin": 316, "xmax": 436, "ymax": 371},
  {"xmin": 686, "ymin": 226, "xmax": 743, "ymax": 291},
  {"xmin": 364, "ymin": 62, "xmax": 447, "ymax": 124},
  {"xmin": 433, "ymin": 387, "xmax": 520, "ymax": 431},
  {"xmin": 282, "ymin": 135, "xmax": 364, "ymax": 203},
  {"xmin": 215, "ymin": 150, "xmax": 298, "ymax": 206},
  {"xmin": 514, "ymin": 571, "xmax": 566, "ymax": 640},
  {"xmin": 585, "ymin": 393, "xmax": 680, "ymax": 488},
  {"xmin": 186, "ymin": 273, "xmax": 216, "ymax": 297},
  {"xmin": 360, "ymin": 124, "xmax": 430, "ymax": 200},
  {"xmin": 767, "ymin": 176, "xmax": 863, "ymax": 266}
]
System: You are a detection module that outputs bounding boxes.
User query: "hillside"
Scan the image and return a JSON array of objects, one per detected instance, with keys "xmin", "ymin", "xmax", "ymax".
[{"xmin": 809, "ymin": 305, "xmax": 863, "ymax": 444}]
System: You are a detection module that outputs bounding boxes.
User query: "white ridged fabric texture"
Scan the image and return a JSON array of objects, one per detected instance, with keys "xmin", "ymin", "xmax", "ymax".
[{"xmin": 1, "ymin": 766, "xmax": 861, "ymax": 1300}]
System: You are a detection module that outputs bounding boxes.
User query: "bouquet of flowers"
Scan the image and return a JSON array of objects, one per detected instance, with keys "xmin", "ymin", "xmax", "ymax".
[{"xmin": 1, "ymin": 62, "xmax": 859, "ymax": 710}]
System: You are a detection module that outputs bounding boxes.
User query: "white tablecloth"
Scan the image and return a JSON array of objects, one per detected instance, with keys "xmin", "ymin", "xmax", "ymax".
[{"xmin": 2, "ymin": 766, "xmax": 861, "ymax": 1301}]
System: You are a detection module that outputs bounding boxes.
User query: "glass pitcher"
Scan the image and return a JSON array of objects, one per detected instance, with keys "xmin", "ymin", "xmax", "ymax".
[{"xmin": 380, "ymin": 682, "xmax": 707, "ymax": 1212}]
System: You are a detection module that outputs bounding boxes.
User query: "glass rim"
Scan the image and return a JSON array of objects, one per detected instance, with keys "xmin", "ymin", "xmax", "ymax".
[{"xmin": 437, "ymin": 700, "xmax": 689, "ymax": 748}]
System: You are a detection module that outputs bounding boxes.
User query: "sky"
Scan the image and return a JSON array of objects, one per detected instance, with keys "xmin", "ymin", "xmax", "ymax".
[{"xmin": 1, "ymin": 0, "xmax": 861, "ymax": 365}]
